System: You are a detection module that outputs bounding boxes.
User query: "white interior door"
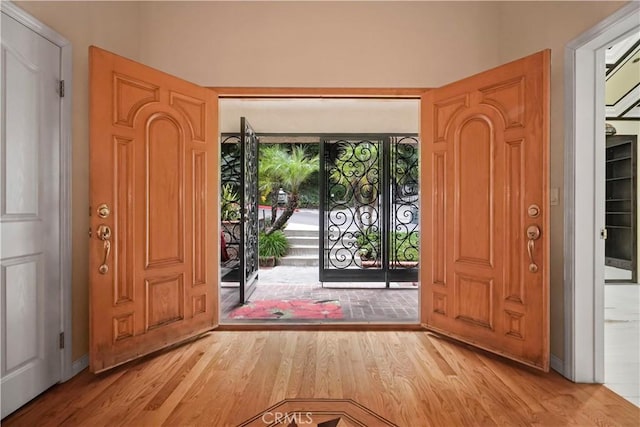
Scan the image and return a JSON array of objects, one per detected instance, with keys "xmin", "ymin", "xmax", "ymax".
[{"xmin": 1, "ymin": 11, "xmax": 62, "ymax": 418}]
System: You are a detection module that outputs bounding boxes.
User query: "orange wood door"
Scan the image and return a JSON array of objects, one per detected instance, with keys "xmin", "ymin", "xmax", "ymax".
[
  {"xmin": 421, "ymin": 50, "xmax": 550, "ymax": 371},
  {"xmin": 89, "ymin": 46, "xmax": 219, "ymax": 372}
]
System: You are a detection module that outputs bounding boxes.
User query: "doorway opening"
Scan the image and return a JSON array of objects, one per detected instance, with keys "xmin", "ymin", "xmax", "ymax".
[
  {"xmin": 564, "ymin": 0, "xmax": 639, "ymax": 389},
  {"xmin": 217, "ymin": 98, "xmax": 421, "ymax": 323},
  {"xmin": 602, "ymin": 31, "xmax": 639, "ymax": 407}
]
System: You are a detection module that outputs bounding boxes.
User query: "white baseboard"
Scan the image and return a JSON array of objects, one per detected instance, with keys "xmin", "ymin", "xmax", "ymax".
[
  {"xmin": 71, "ymin": 353, "xmax": 89, "ymax": 377},
  {"xmin": 550, "ymin": 353, "xmax": 564, "ymax": 376}
]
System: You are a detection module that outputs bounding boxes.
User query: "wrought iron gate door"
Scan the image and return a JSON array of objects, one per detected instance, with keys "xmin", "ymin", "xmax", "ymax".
[
  {"xmin": 320, "ymin": 136, "xmax": 419, "ymax": 285},
  {"xmin": 240, "ymin": 117, "xmax": 259, "ymax": 302}
]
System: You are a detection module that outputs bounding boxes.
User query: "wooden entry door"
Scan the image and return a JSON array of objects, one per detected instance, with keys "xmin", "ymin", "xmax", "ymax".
[
  {"xmin": 89, "ymin": 47, "xmax": 218, "ymax": 372},
  {"xmin": 421, "ymin": 50, "xmax": 550, "ymax": 371}
]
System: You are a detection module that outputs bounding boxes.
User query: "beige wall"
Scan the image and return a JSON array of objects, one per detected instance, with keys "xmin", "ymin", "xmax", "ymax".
[
  {"xmin": 137, "ymin": 2, "xmax": 502, "ymax": 87},
  {"xmin": 14, "ymin": 1, "xmax": 629, "ymax": 364},
  {"xmin": 15, "ymin": 1, "xmax": 142, "ymax": 360}
]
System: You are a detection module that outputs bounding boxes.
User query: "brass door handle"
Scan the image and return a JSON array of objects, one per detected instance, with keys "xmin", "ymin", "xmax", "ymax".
[
  {"xmin": 97, "ymin": 224, "xmax": 112, "ymax": 274},
  {"xmin": 526, "ymin": 225, "xmax": 541, "ymax": 273},
  {"xmin": 99, "ymin": 240, "xmax": 111, "ymax": 274}
]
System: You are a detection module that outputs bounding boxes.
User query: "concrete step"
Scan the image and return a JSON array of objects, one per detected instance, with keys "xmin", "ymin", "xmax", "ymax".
[
  {"xmin": 286, "ymin": 236, "xmax": 319, "ymax": 246},
  {"xmin": 287, "ymin": 245, "xmax": 318, "ymax": 256},
  {"xmin": 283, "ymin": 228, "xmax": 318, "ymax": 238},
  {"xmin": 278, "ymin": 255, "xmax": 319, "ymax": 267}
]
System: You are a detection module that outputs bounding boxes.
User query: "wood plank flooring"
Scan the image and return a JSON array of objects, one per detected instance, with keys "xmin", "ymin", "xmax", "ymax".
[{"xmin": 3, "ymin": 331, "xmax": 639, "ymax": 426}]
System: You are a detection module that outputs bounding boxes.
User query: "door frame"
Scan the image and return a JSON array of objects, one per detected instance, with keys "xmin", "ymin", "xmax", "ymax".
[
  {"xmin": 0, "ymin": 2, "xmax": 73, "ymax": 380},
  {"xmin": 564, "ymin": 1, "xmax": 639, "ymax": 382}
]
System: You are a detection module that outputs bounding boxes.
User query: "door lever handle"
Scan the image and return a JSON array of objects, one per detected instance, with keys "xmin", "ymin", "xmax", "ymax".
[
  {"xmin": 526, "ymin": 225, "xmax": 541, "ymax": 273},
  {"xmin": 99, "ymin": 240, "xmax": 111, "ymax": 274},
  {"xmin": 96, "ymin": 224, "xmax": 112, "ymax": 274}
]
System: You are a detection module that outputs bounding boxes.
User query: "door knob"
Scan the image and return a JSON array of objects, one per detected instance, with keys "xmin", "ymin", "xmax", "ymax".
[{"xmin": 96, "ymin": 224, "xmax": 111, "ymax": 241}]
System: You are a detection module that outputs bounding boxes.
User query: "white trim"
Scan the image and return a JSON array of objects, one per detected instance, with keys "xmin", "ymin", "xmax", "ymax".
[
  {"xmin": 550, "ymin": 354, "xmax": 564, "ymax": 375},
  {"xmin": 71, "ymin": 354, "xmax": 89, "ymax": 377},
  {"xmin": 0, "ymin": 1, "xmax": 75, "ymax": 382},
  {"xmin": 564, "ymin": 2, "xmax": 640, "ymax": 383}
]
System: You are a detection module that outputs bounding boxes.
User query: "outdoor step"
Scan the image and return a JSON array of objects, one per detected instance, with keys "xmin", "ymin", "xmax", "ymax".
[
  {"xmin": 285, "ymin": 236, "xmax": 319, "ymax": 246},
  {"xmin": 287, "ymin": 245, "xmax": 318, "ymax": 257},
  {"xmin": 283, "ymin": 228, "xmax": 318, "ymax": 238},
  {"xmin": 277, "ymin": 255, "xmax": 319, "ymax": 267}
]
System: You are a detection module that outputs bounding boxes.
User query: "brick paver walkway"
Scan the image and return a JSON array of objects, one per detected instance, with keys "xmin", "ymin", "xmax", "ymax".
[{"xmin": 221, "ymin": 267, "xmax": 419, "ymax": 322}]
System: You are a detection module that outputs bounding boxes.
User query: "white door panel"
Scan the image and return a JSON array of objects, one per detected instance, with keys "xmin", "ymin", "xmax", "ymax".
[{"xmin": 1, "ymin": 12, "xmax": 61, "ymax": 419}]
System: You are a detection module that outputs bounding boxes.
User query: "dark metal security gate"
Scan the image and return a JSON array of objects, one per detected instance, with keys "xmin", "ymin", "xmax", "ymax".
[
  {"xmin": 240, "ymin": 118, "xmax": 260, "ymax": 302},
  {"xmin": 319, "ymin": 135, "xmax": 419, "ymax": 285},
  {"xmin": 220, "ymin": 118, "xmax": 259, "ymax": 303}
]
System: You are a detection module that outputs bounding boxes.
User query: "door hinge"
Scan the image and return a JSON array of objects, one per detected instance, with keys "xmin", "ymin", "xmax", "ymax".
[
  {"xmin": 59, "ymin": 332, "xmax": 65, "ymax": 349},
  {"xmin": 59, "ymin": 80, "xmax": 65, "ymax": 98},
  {"xmin": 600, "ymin": 228, "xmax": 608, "ymax": 240}
]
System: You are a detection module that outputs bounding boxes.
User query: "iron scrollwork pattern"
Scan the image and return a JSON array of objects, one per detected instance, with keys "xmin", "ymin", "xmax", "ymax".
[
  {"xmin": 324, "ymin": 138, "xmax": 383, "ymax": 270},
  {"xmin": 390, "ymin": 136, "xmax": 419, "ymax": 270},
  {"xmin": 221, "ymin": 135, "xmax": 241, "ymax": 263},
  {"xmin": 241, "ymin": 118, "xmax": 260, "ymax": 299}
]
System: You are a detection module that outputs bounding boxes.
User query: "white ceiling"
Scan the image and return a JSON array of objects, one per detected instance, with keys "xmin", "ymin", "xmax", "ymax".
[{"xmin": 219, "ymin": 98, "xmax": 419, "ymax": 134}]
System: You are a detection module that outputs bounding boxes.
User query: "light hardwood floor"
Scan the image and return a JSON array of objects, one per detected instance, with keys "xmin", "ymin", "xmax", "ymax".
[{"xmin": 3, "ymin": 331, "xmax": 639, "ymax": 426}]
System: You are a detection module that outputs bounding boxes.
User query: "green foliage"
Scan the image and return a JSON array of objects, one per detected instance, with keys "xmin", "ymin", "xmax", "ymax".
[
  {"xmin": 263, "ymin": 145, "xmax": 320, "ymax": 234},
  {"xmin": 330, "ymin": 142, "xmax": 380, "ymax": 206},
  {"xmin": 221, "ymin": 183, "xmax": 240, "ymax": 221},
  {"xmin": 355, "ymin": 230, "xmax": 419, "ymax": 262},
  {"xmin": 298, "ymin": 192, "xmax": 320, "ymax": 209},
  {"xmin": 258, "ymin": 230, "xmax": 289, "ymax": 259},
  {"xmin": 258, "ymin": 145, "xmax": 288, "ymax": 203},
  {"xmin": 392, "ymin": 231, "xmax": 419, "ymax": 262},
  {"xmin": 356, "ymin": 227, "xmax": 380, "ymax": 260}
]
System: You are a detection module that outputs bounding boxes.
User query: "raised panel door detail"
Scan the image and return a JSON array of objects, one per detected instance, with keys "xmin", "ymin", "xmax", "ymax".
[
  {"xmin": 114, "ymin": 137, "xmax": 134, "ymax": 305},
  {"xmin": 2, "ymin": 48, "xmax": 39, "ymax": 218},
  {"xmin": 480, "ymin": 77, "xmax": 525, "ymax": 129},
  {"xmin": 145, "ymin": 114, "xmax": 185, "ymax": 268},
  {"xmin": 113, "ymin": 313, "xmax": 134, "ymax": 342},
  {"xmin": 113, "ymin": 74, "xmax": 159, "ymax": 127},
  {"xmin": 504, "ymin": 310, "xmax": 524, "ymax": 340},
  {"xmin": 432, "ymin": 152, "xmax": 446, "ymax": 286},
  {"xmin": 170, "ymin": 92, "xmax": 206, "ymax": 143},
  {"xmin": 454, "ymin": 274, "xmax": 493, "ymax": 329},
  {"xmin": 2, "ymin": 257, "xmax": 41, "ymax": 373},
  {"xmin": 455, "ymin": 117, "xmax": 494, "ymax": 267},
  {"xmin": 432, "ymin": 292, "xmax": 447, "ymax": 316},
  {"xmin": 192, "ymin": 151, "xmax": 206, "ymax": 286},
  {"xmin": 505, "ymin": 139, "xmax": 525, "ymax": 304},
  {"xmin": 145, "ymin": 274, "xmax": 184, "ymax": 330},
  {"xmin": 433, "ymin": 95, "xmax": 468, "ymax": 143},
  {"xmin": 192, "ymin": 294, "xmax": 206, "ymax": 316}
]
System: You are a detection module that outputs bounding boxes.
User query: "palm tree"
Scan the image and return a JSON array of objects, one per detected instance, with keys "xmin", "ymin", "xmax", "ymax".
[
  {"xmin": 258, "ymin": 145, "xmax": 288, "ymax": 226},
  {"xmin": 263, "ymin": 145, "xmax": 319, "ymax": 235}
]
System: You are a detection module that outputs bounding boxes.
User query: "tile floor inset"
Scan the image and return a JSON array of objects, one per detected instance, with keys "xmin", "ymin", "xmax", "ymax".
[{"xmin": 605, "ymin": 283, "xmax": 640, "ymax": 407}]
